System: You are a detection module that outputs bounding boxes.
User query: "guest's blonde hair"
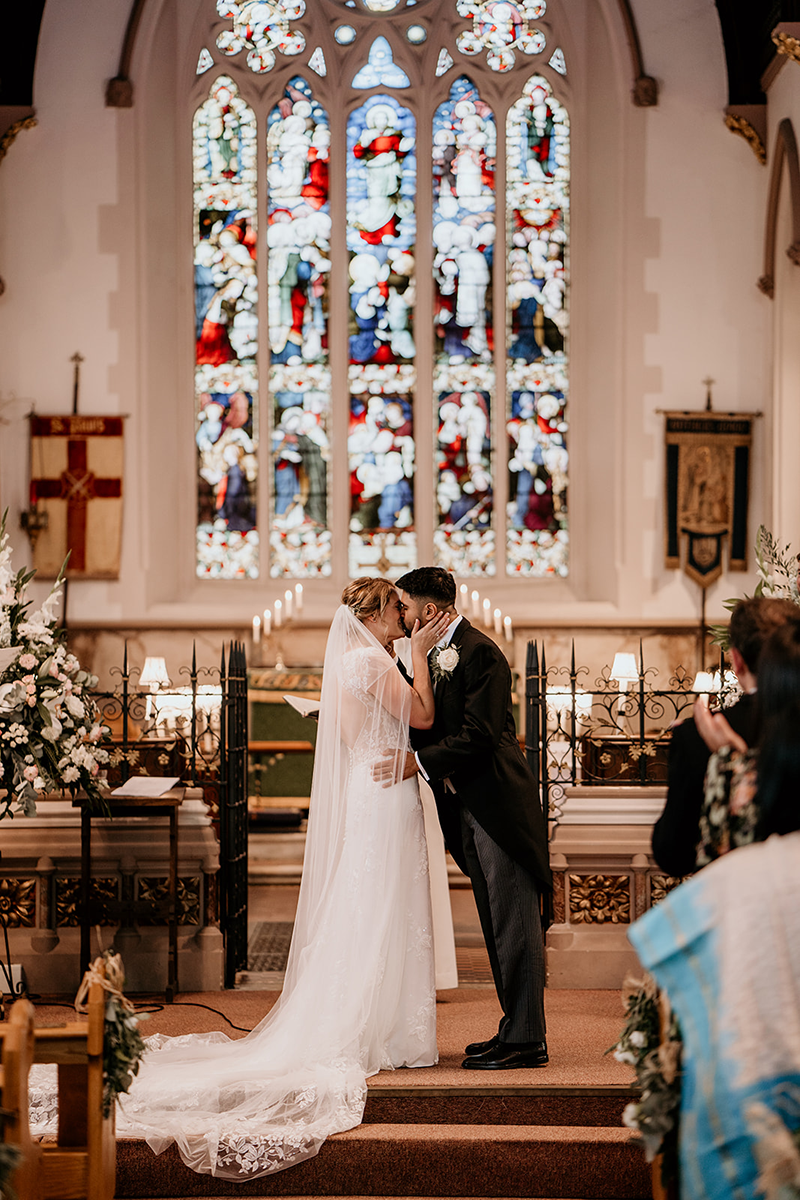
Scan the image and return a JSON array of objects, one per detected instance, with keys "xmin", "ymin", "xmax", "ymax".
[{"xmin": 341, "ymin": 577, "xmax": 397, "ymax": 622}]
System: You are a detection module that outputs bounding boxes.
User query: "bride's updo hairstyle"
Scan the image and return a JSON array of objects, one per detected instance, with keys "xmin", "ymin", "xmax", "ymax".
[{"xmin": 341, "ymin": 577, "xmax": 397, "ymax": 623}]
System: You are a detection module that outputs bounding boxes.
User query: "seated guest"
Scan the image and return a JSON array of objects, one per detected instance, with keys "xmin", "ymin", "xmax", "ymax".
[
  {"xmin": 651, "ymin": 596, "xmax": 798, "ymax": 877},
  {"xmin": 630, "ymin": 618, "xmax": 800, "ymax": 1200}
]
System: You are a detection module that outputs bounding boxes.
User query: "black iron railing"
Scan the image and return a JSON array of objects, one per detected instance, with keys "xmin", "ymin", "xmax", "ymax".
[
  {"xmin": 89, "ymin": 640, "xmax": 249, "ymax": 985},
  {"xmin": 525, "ymin": 639, "xmax": 726, "ymax": 836}
]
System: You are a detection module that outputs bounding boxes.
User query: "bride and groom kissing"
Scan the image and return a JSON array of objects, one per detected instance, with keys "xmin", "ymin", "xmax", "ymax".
[{"xmin": 71, "ymin": 567, "xmax": 552, "ymax": 1181}]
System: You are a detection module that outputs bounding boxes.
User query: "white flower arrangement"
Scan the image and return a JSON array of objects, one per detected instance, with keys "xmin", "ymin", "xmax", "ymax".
[
  {"xmin": 608, "ymin": 973, "xmax": 681, "ymax": 1188},
  {"xmin": 0, "ymin": 512, "xmax": 109, "ymax": 820},
  {"xmin": 431, "ymin": 644, "xmax": 459, "ymax": 682}
]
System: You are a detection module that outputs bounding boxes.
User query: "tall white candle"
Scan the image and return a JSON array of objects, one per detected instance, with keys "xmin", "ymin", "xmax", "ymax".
[
  {"xmin": 493, "ymin": 607, "xmax": 502, "ymax": 634},
  {"xmin": 503, "ymin": 615, "xmax": 513, "ymax": 643},
  {"xmin": 274, "ymin": 599, "xmax": 283, "ymax": 628},
  {"xmin": 284, "ymin": 589, "xmax": 293, "ymax": 619},
  {"xmin": 295, "ymin": 583, "xmax": 304, "ymax": 614},
  {"xmin": 252, "ymin": 615, "xmax": 261, "ymax": 646},
  {"xmin": 471, "ymin": 589, "xmax": 480, "ymax": 618},
  {"xmin": 482, "ymin": 598, "xmax": 492, "ymax": 629},
  {"xmin": 459, "ymin": 584, "xmax": 468, "ymax": 607},
  {"xmin": 263, "ymin": 607, "xmax": 272, "ymax": 636}
]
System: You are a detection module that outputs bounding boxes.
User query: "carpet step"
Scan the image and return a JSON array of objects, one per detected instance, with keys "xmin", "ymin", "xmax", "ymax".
[
  {"xmin": 363, "ymin": 1085, "xmax": 634, "ymax": 1127},
  {"xmin": 116, "ymin": 1124, "xmax": 650, "ymax": 1199}
]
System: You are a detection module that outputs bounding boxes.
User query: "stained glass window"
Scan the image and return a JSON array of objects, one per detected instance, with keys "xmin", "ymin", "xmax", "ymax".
[
  {"xmin": 346, "ymin": 96, "xmax": 418, "ymax": 577},
  {"xmin": 193, "ymin": 75, "xmax": 259, "ymax": 579},
  {"xmin": 216, "ymin": 0, "xmax": 306, "ymax": 74},
  {"xmin": 506, "ymin": 74, "xmax": 569, "ymax": 576},
  {"xmin": 267, "ymin": 78, "xmax": 332, "ymax": 577},
  {"xmin": 193, "ymin": 1, "xmax": 571, "ymax": 584},
  {"xmin": 433, "ymin": 77, "xmax": 497, "ymax": 575}
]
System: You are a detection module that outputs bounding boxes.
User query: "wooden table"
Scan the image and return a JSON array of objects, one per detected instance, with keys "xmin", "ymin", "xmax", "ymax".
[{"xmin": 73, "ymin": 789, "xmax": 185, "ymax": 1001}]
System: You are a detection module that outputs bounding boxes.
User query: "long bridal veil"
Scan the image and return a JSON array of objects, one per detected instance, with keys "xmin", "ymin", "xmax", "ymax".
[{"xmin": 89, "ymin": 604, "xmax": 433, "ymax": 1179}]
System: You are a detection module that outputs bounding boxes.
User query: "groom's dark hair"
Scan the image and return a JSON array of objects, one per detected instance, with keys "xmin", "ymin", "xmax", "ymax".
[{"xmin": 395, "ymin": 567, "xmax": 456, "ymax": 608}]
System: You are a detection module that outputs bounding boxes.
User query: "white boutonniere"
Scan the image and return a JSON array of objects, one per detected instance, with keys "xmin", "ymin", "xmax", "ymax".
[{"xmin": 431, "ymin": 644, "xmax": 459, "ymax": 683}]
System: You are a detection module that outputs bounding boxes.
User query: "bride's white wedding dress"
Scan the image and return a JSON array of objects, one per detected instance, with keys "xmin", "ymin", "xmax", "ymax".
[{"xmin": 29, "ymin": 607, "xmax": 437, "ymax": 1179}]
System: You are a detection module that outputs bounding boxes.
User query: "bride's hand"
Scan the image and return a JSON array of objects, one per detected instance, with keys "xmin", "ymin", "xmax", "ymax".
[
  {"xmin": 693, "ymin": 694, "xmax": 748, "ymax": 754},
  {"xmin": 410, "ymin": 611, "xmax": 452, "ymax": 657}
]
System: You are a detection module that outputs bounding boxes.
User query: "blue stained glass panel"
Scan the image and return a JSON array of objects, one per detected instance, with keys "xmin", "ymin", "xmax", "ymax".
[
  {"xmin": 193, "ymin": 76, "xmax": 259, "ymax": 579},
  {"xmin": 346, "ymin": 96, "xmax": 417, "ymax": 576},
  {"xmin": 432, "ymin": 77, "xmax": 496, "ymax": 576},
  {"xmin": 266, "ymin": 77, "xmax": 333, "ymax": 577},
  {"xmin": 506, "ymin": 75, "xmax": 569, "ymax": 577}
]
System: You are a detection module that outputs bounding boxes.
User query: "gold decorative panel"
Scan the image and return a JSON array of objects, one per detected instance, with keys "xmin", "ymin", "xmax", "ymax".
[
  {"xmin": 55, "ymin": 877, "xmax": 119, "ymax": 926},
  {"xmin": 0, "ymin": 877, "xmax": 36, "ymax": 927},
  {"xmin": 137, "ymin": 877, "xmax": 201, "ymax": 926},
  {"xmin": 568, "ymin": 874, "xmax": 630, "ymax": 924},
  {"xmin": 650, "ymin": 874, "xmax": 689, "ymax": 907}
]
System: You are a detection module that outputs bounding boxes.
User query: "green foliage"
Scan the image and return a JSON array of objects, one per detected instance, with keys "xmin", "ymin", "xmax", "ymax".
[
  {"xmin": 708, "ymin": 526, "xmax": 800, "ymax": 652},
  {"xmin": 101, "ymin": 986, "xmax": 148, "ymax": 1117},
  {"xmin": 608, "ymin": 975, "xmax": 681, "ymax": 1186}
]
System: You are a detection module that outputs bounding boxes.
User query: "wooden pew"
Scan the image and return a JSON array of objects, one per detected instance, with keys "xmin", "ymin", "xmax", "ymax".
[
  {"xmin": 0, "ymin": 997, "xmax": 38, "ymax": 1200},
  {"xmin": 0, "ymin": 982, "xmax": 115, "ymax": 1200}
]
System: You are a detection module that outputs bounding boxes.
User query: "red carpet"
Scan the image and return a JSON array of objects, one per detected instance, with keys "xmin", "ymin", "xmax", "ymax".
[{"xmin": 31, "ymin": 988, "xmax": 648, "ymax": 1198}]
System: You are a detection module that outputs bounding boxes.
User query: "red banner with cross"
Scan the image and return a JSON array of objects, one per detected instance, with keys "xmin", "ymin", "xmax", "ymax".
[{"xmin": 29, "ymin": 415, "xmax": 124, "ymax": 579}]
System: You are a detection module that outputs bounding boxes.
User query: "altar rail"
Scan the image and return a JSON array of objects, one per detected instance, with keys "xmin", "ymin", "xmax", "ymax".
[
  {"xmin": 523, "ymin": 639, "xmax": 724, "ymax": 835},
  {"xmin": 85, "ymin": 640, "xmax": 249, "ymax": 986}
]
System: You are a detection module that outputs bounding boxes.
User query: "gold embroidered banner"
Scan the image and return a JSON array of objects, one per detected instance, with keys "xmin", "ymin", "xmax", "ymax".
[
  {"xmin": 29, "ymin": 415, "xmax": 124, "ymax": 579},
  {"xmin": 664, "ymin": 412, "xmax": 754, "ymax": 588}
]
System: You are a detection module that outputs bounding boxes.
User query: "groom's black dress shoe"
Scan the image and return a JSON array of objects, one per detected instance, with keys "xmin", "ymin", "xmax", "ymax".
[
  {"xmin": 462, "ymin": 1041, "xmax": 548, "ymax": 1070},
  {"xmin": 464, "ymin": 1034, "xmax": 500, "ymax": 1056}
]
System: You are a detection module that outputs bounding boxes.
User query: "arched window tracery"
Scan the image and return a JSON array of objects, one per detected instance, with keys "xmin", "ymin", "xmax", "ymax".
[{"xmin": 192, "ymin": 0, "xmax": 570, "ymax": 582}]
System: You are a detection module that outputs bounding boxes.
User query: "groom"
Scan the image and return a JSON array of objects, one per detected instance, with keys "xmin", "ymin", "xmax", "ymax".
[{"xmin": 394, "ymin": 567, "xmax": 552, "ymax": 1069}]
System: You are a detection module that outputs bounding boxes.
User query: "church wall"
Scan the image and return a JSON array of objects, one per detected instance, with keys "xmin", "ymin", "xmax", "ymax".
[
  {"xmin": 0, "ymin": 0, "xmax": 780, "ymax": 673},
  {"xmin": 625, "ymin": 0, "xmax": 770, "ymax": 626},
  {"xmin": 763, "ymin": 61, "xmax": 800, "ymax": 546}
]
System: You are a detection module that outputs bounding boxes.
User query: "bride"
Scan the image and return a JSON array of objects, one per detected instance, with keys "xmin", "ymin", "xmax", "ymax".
[{"xmin": 93, "ymin": 578, "xmax": 449, "ymax": 1178}]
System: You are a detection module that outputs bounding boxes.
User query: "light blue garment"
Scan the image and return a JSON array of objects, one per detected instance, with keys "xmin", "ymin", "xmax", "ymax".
[{"xmin": 629, "ymin": 835, "xmax": 800, "ymax": 1200}]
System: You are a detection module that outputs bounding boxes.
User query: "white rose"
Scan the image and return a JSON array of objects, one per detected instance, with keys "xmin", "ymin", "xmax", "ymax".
[
  {"xmin": 621, "ymin": 1102, "xmax": 641, "ymax": 1131},
  {"xmin": 436, "ymin": 646, "xmax": 459, "ymax": 673},
  {"xmin": 64, "ymin": 693, "xmax": 85, "ymax": 719},
  {"xmin": 629, "ymin": 1030, "xmax": 646, "ymax": 1048},
  {"xmin": 62, "ymin": 765, "xmax": 80, "ymax": 784}
]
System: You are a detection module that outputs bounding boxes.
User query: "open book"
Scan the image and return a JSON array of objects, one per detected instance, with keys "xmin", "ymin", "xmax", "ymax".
[
  {"xmin": 110, "ymin": 776, "xmax": 182, "ymax": 798},
  {"xmin": 283, "ymin": 694, "xmax": 321, "ymax": 719}
]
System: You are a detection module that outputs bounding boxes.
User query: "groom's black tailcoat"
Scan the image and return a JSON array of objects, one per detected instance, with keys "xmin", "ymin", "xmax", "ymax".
[{"xmin": 410, "ymin": 618, "xmax": 552, "ymax": 899}]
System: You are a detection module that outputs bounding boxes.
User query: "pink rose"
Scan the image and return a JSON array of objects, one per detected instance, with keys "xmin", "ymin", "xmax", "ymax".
[
  {"xmin": 19, "ymin": 654, "xmax": 36, "ymax": 670},
  {"xmin": 23, "ymin": 765, "xmax": 38, "ymax": 782}
]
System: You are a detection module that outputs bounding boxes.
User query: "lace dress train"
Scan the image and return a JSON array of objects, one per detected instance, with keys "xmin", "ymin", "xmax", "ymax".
[{"xmin": 30, "ymin": 617, "xmax": 437, "ymax": 1180}]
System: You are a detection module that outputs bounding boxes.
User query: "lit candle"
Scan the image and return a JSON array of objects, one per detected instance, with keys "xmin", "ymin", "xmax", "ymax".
[
  {"xmin": 284, "ymin": 588, "xmax": 293, "ymax": 619},
  {"xmin": 459, "ymin": 584, "xmax": 468, "ymax": 608},
  {"xmin": 295, "ymin": 583, "xmax": 304, "ymax": 614},
  {"xmin": 263, "ymin": 607, "xmax": 272, "ymax": 636},
  {"xmin": 274, "ymin": 598, "xmax": 283, "ymax": 628},
  {"xmin": 471, "ymin": 589, "xmax": 480, "ymax": 618},
  {"xmin": 252, "ymin": 615, "xmax": 261, "ymax": 646},
  {"xmin": 493, "ymin": 607, "xmax": 502, "ymax": 635},
  {"xmin": 503, "ymin": 615, "xmax": 513, "ymax": 643},
  {"xmin": 482, "ymin": 598, "xmax": 492, "ymax": 629}
]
